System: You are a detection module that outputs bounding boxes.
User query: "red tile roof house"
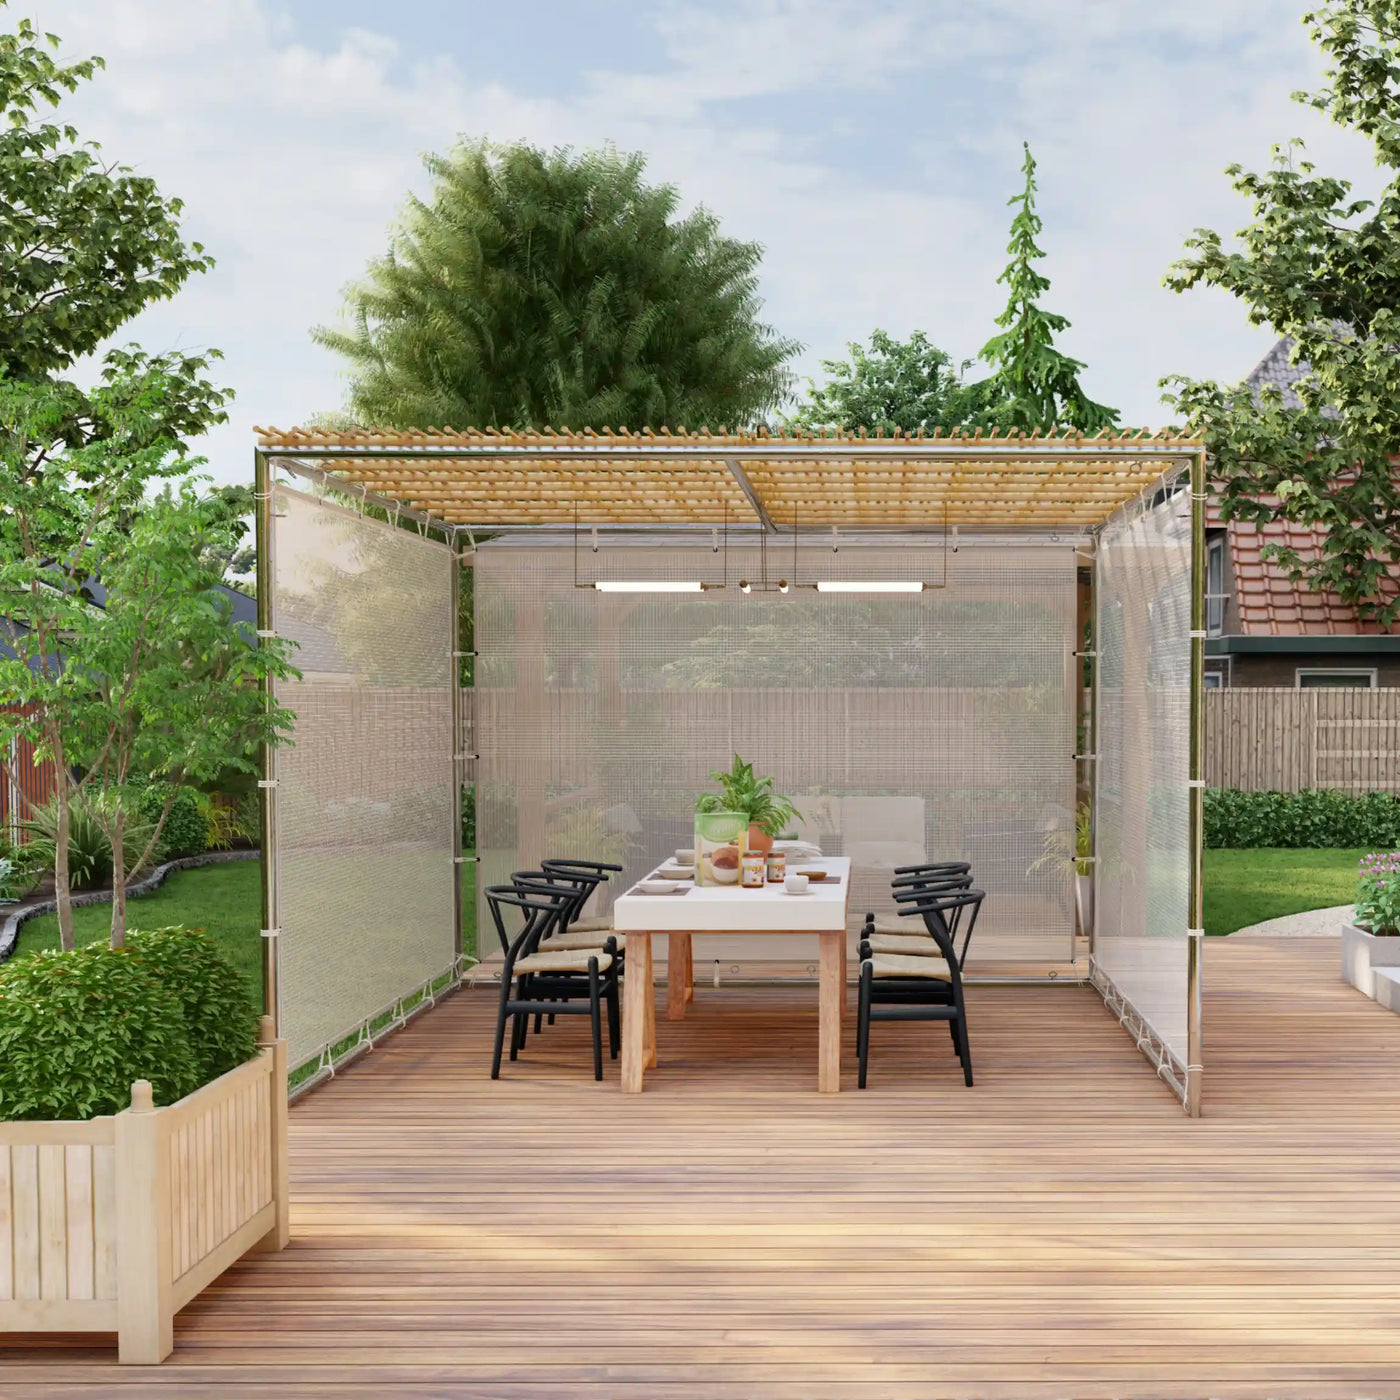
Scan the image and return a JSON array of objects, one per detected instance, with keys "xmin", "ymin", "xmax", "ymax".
[{"xmin": 1204, "ymin": 339, "xmax": 1400, "ymax": 688}]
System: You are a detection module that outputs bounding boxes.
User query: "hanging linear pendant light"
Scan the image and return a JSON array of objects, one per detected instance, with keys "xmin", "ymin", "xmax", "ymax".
[{"xmin": 574, "ymin": 506, "xmax": 728, "ymax": 591}]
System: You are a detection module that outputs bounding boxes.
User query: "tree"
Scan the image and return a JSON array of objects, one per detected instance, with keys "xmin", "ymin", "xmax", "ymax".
[
  {"xmin": 0, "ymin": 9, "xmax": 228, "ymax": 946},
  {"xmin": 314, "ymin": 141, "xmax": 799, "ymax": 431},
  {"xmin": 65, "ymin": 483, "xmax": 295, "ymax": 946},
  {"xmin": 1163, "ymin": 0, "xmax": 1400, "ymax": 627},
  {"xmin": 978, "ymin": 144, "xmax": 1119, "ymax": 434},
  {"xmin": 785, "ymin": 329, "xmax": 1007, "ymax": 435}
]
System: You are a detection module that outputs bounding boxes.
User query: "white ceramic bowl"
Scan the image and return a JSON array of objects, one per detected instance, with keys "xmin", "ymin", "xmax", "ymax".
[
  {"xmin": 711, "ymin": 863, "xmax": 740, "ymax": 885},
  {"xmin": 639, "ymin": 879, "xmax": 681, "ymax": 895}
]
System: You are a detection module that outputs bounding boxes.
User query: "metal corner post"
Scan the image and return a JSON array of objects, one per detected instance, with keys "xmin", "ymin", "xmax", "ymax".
[
  {"xmin": 1085, "ymin": 540, "xmax": 1099, "ymax": 973},
  {"xmin": 450, "ymin": 534, "xmax": 463, "ymax": 962},
  {"xmin": 1185, "ymin": 449, "xmax": 1207, "ymax": 1116},
  {"xmin": 254, "ymin": 449, "xmax": 281, "ymax": 1032}
]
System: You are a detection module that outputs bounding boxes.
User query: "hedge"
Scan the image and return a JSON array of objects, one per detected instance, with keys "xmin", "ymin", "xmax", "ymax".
[
  {"xmin": 0, "ymin": 926, "xmax": 259, "ymax": 1122},
  {"xmin": 1204, "ymin": 787, "xmax": 1400, "ymax": 849}
]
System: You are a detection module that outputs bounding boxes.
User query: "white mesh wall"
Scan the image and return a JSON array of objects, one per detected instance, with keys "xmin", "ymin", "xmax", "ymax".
[
  {"xmin": 475, "ymin": 535, "xmax": 1079, "ymax": 969},
  {"xmin": 1094, "ymin": 487, "xmax": 1192, "ymax": 1068},
  {"xmin": 272, "ymin": 483, "xmax": 457, "ymax": 1069}
]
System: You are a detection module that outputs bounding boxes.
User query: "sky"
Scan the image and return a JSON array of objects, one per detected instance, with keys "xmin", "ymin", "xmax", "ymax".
[{"xmin": 21, "ymin": 0, "xmax": 1386, "ymax": 486}]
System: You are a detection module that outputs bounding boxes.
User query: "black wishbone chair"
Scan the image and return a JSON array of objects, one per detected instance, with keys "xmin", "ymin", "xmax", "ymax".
[
  {"xmin": 488, "ymin": 883, "xmax": 620, "ymax": 1082},
  {"xmin": 512, "ymin": 866, "xmax": 622, "ymax": 1036},
  {"xmin": 862, "ymin": 868, "xmax": 974, "ymax": 959},
  {"xmin": 857, "ymin": 887, "xmax": 984, "ymax": 1089},
  {"xmin": 539, "ymin": 859, "xmax": 626, "ymax": 952}
]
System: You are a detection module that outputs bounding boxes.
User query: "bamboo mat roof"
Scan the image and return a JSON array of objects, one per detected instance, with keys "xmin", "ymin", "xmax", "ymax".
[{"xmin": 253, "ymin": 426, "xmax": 1202, "ymax": 529}]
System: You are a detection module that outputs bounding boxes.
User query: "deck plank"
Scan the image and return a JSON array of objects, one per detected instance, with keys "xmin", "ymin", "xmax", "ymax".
[{"xmin": 3, "ymin": 935, "xmax": 1399, "ymax": 1398}]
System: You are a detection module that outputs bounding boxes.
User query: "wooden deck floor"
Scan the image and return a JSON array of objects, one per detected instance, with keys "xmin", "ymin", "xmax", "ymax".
[{"xmin": 4, "ymin": 935, "xmax": 1400, "ymax": 1398}]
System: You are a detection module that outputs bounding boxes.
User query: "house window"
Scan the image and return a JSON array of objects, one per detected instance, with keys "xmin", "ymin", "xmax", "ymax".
[
  {"xmin": 1295, "ymin": 668, "xmax": 1377, "ymax": 688},
  {"xmin": 1206, "ymin": 538, "xmax": 1226, "ymax": 637},
  {"xmin": 1203, "ymin": 669, "xmax": 1224, "ymax": 690}
]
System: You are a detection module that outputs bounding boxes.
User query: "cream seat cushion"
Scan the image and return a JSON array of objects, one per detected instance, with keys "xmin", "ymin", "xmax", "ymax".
[
  {"xmin": 544, "ymin": 930, "xmax": 625, "ymax": 952},
  {"xmin": 568, "ymin": 916, "xmax": 614, "ymax": 933},
  {"xmin": 864, "ymin": 953, "xmax": 951, "ymax": 981},
  {"xmin": 515, "ymin": 948, "xmax": 613, "ymax": 975},
  {"xmin": 863, "ymin": 932, "xmax": 940, "ymax": 957}
]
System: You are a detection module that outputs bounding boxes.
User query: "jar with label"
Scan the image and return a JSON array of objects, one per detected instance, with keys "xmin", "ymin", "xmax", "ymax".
[
  {"xmin": 740, "ymin": 850, "xmax": 766, "ymax": 888},
  {"xmin": 765, "ymin": 850, "xmax": 786, "ymax": 883}
]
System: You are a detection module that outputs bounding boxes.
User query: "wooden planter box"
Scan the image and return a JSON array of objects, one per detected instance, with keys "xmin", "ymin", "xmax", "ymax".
[
  {"xmin": 1341, "ymin": 923, "xmax": 1400, "ymax": 1001},
  {"xmin": 0, "ymin": 1017, "xmax": 289, "ymax": 1364}
]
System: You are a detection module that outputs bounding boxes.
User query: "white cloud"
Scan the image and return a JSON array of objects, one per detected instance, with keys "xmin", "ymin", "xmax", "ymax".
[{"xmin": 16, "ymin": 0, "xmax": 1379, "ymax": 483}]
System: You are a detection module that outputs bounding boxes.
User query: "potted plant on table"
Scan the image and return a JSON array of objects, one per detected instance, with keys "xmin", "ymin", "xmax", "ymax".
[
  {"xmin": 695, "ymin": 756, "xmax": 801, "ymax": 881},
  {"xmin": 1343, "ymin": 851, "xmax": 1400, "ymax": 1006}
]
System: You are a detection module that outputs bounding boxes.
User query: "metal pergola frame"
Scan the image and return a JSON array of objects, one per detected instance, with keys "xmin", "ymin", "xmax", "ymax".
[{"xmin": 254, "ymin": 432, "xmax": 1207, "ymax": 1115}]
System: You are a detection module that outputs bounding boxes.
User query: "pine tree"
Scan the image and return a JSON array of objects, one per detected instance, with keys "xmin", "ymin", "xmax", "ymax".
[
  {"xmin": 978, "ymin": 144, "xmax": 1118, "ymax": 434},
  {"xmin": 314, "ymin": 142, "xmax": 799, "ymax": 431}
]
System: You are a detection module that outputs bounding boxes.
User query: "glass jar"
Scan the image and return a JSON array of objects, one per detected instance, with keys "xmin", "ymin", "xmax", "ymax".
[
  {"xmin": 766, "ymin": 850, "xmax": 786, "ymax": 883},
  {"xmin": 740, "ymin": 850, "xmax": 767, "ymax": 888}
]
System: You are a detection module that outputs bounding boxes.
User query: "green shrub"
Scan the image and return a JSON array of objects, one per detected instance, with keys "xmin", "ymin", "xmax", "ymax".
[
  {"xmin": 0, "ymin": 926, "xmax": 259, "ymax": 1122},
  {"xmin": 132, "ymin": 926, "xmax": 258, "ymax": 1081},
  {"xmin": 131, "ymin": 782, "xmax": 207, "ymax": 859},
  {"xmin": 1205, "ymin": 787, "xmax": 1400, "ymax": 849},
  {"xmin": 0, "ymin": 943, "xmax": 199, "ymax": 1120},
  {"xmin": 1355, "ymin": 852, "xmax": 1400, "ymax": 934}
]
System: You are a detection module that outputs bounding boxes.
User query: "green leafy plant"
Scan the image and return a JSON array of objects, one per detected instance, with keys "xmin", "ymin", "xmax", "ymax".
[
  {"xmin": 1355, "ymin": 852, "xmax": 1400, "ymax": 935},
  {"xmin": 695, "ymin": 754, "xmax": 801, "ymax": 837},
  {"xmin": 1204, "ymin": 788, "xmax": 1400, "ymax": 849},
  {"xmin": 0, "ymin": 925, "xmax": 258, "ymax": 1122},
  {"xmin": 195, "ymin": 793, "xmax": 241, "ymax": 853},
  {"xmin": 21, "ymin": 793, "xmax": 158, "ymax": 891},
  {"xmin": 1028, "ymin": 801, "xmax": 1093, "ymax": 879}
]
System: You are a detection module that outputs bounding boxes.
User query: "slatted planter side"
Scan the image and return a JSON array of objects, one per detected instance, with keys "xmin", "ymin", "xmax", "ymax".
[{"xmin": 0, "ymin": 1019, "xmax": 289, "ymax": 1364}]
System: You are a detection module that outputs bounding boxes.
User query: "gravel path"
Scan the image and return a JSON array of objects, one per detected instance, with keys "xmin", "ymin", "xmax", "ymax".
[{"xmin": 1229, "ymin": 903, "xmax": 1352, "ymax": 938}]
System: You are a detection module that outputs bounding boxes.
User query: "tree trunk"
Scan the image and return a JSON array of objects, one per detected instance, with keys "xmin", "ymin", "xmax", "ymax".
[
  {"xmin": 109, "ymin": 804, "xmax": 127, "ymax": 949},
  {"xmin": 47, "ymin": 723, "xmax": 76, "ymax": 953}
]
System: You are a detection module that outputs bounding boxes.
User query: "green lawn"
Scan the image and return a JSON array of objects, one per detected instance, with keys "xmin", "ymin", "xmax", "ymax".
[
  {"xmin": 1204, "ymin": 847, "xmax": 1363, "ymax": 936},
  {"xmin": 15, "ymin": 858, "xmax": 478, "ymax": 1019}
]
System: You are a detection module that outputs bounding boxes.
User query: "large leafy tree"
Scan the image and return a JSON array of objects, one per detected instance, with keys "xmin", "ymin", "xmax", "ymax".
[
  {"xmin": 785, "ymin": 329, "xmax": 1006, "ymax": 435},
  {"xmin": 979, "ymin": 144, "xmax": 1119, "ymax": 434},
  {"xmin": 0, "ymin": 8, "xmax": 230, "ymax": 945},
  {"xmin": 315, "ymin": 141, "xmax": 799, "ymax": 430},
  {"xmin": 1164, "ymin": 0, "xmax": 1400, "ymax": 627},
  {"xmin": 66, "ymin": 483, "xmax": 295, "ymax": 947}
]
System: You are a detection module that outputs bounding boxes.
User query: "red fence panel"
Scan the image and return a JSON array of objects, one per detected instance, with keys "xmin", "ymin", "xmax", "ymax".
[{"xmin": 0, "ymin": 706, "xmax": 57, "ymax": 843}]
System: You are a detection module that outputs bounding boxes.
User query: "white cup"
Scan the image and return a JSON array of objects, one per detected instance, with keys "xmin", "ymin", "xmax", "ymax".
[
  {"xmin": 784, "ymin": 872, "xmax": 809, "ymax": 894},
  {"xmin": 674, "ymin": 849, "xmax": 695, "ymax": 866}
]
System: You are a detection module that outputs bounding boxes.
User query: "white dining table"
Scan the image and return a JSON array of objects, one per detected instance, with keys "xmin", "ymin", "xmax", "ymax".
[{"xmin": 611, "ymin": 856, "xmax": 853, "ymax": 1094}]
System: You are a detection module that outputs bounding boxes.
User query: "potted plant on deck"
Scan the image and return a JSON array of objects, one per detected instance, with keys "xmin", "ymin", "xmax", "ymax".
[
  {"xmin": 1343, "ymin": 852, "xmax": 1400, "ymax": 1008},
  {"xmin": 695, "ymin": 756, "xmax": 800, "ymax": 878}
]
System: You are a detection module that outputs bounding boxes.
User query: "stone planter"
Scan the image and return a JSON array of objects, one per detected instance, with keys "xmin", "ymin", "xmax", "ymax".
[
  {"xmin": 0, "ymin": 1018, "xmax": 288, "ymax": 1363},
  {"xmin": 1341, "ymin": 922, "xmax": 1400, "ymax": 999}
]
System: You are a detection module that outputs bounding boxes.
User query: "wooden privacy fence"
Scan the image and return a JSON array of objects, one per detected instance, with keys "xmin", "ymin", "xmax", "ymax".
[
  {"xmin": 1205, "ymin": 687, "xmax": 1400, "ymax": 793},
  {"xmin": 0, "ymin": 705, "xmax": 57, "ymax": 842},
  {"xmin": 0, "ymin": 1018, "xmax": 289, "ymax": 1364}
]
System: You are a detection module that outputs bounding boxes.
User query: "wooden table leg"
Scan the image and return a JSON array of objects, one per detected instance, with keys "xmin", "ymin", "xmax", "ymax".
[
  {"xmin": 622, "ymin": 931, "xmax": 652, "ymax": 1093},
  {"xmin": 819, "ymin": 928, "xmax": 842, "ymax": 1094},
  {"xmin": 643, "ymin": 934, "xmax": 657, "ymax": 1069},
  {"xmin": 667, "ymin": 933, "xmax": 691, "ymax": 1020},
  {"xmin": 839, "ymin": 929, "xmax": 849, "ymax": 1023},
  {"xmin": 683, "ymin": 934, "xmax": 694, "ymax": 1004}
]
